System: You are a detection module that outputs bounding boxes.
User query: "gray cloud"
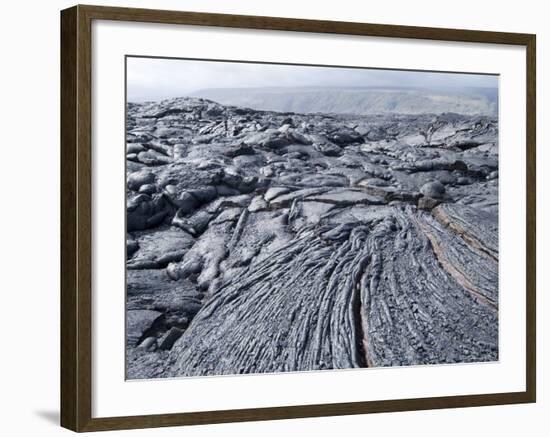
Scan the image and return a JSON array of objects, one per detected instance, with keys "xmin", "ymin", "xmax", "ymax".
[{"xmin": 127, "ymin": 56, "xmax": 498, "ymax": 103}]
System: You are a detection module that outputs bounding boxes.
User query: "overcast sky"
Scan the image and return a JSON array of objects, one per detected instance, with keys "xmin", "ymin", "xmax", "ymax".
[{"xmin": 127, "ymin": 56, "xmax": 498, "ymax": 103}]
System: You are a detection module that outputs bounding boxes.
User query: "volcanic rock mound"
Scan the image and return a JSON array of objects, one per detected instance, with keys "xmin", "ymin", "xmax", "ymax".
[{"xmin": 125, "ymin": 97, "xmax": 498, "ymax": 379}]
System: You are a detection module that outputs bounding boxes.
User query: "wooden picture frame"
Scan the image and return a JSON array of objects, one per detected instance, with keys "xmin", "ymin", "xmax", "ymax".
[{"xmin": 60, "ymin": 4, "xmax": 536, "ymax": 432}]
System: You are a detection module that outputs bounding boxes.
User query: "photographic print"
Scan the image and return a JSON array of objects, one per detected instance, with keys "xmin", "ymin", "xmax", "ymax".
[{"xmin": 125, "ymin": 57, "xmax": 499, "ymax": 380}]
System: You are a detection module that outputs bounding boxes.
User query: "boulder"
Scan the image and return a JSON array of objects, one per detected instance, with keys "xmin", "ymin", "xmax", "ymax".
[
  {"xmin": 127, "ymin": 170, "xmax": 155, "ymax": 191},
  {"xmin": 420, "ymin": 181, "xmax": 446, "ymax": 199},
  {"xmin": 126, "ymin": 310, "xmax": 163, "ymax": 347}
]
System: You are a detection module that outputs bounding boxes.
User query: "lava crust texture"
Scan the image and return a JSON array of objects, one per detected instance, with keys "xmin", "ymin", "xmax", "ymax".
[{"xmin": 125, "ymin": 97, "xmax": 499, "ymax": 379}]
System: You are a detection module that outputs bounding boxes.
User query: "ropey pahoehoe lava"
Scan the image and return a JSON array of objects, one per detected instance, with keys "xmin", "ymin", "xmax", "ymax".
[{"xmin": 125, "ymin": 96, "xmax": 498, "ymax": 379}]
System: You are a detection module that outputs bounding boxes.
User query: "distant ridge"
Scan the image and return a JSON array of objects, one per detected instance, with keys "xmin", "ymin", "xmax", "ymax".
[{"xmin": 190, "ymin": 86, "xmax": 498, "ymax": 116}]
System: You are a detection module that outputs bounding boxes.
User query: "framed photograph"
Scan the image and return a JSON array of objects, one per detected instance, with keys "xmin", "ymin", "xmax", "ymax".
[{"xmin": 60, "ymin": 4, "xmax": 536, "ymax": 432}]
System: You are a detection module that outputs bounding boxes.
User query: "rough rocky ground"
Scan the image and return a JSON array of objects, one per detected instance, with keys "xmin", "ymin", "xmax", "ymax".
[{"xmin": 125, "ymin": 97, "xmax": 498, "ymax": 379}]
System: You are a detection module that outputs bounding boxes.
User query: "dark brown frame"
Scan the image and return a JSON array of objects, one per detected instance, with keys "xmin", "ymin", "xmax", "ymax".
[{"xmin": 60, "ymin": 4, "xmax": 536, "ymax": 432}]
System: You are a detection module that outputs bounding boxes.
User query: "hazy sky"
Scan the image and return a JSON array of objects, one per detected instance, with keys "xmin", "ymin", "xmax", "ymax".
[{"xmin": 127, "ymin": 56, "xmax": 498, "ymax": 103}]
